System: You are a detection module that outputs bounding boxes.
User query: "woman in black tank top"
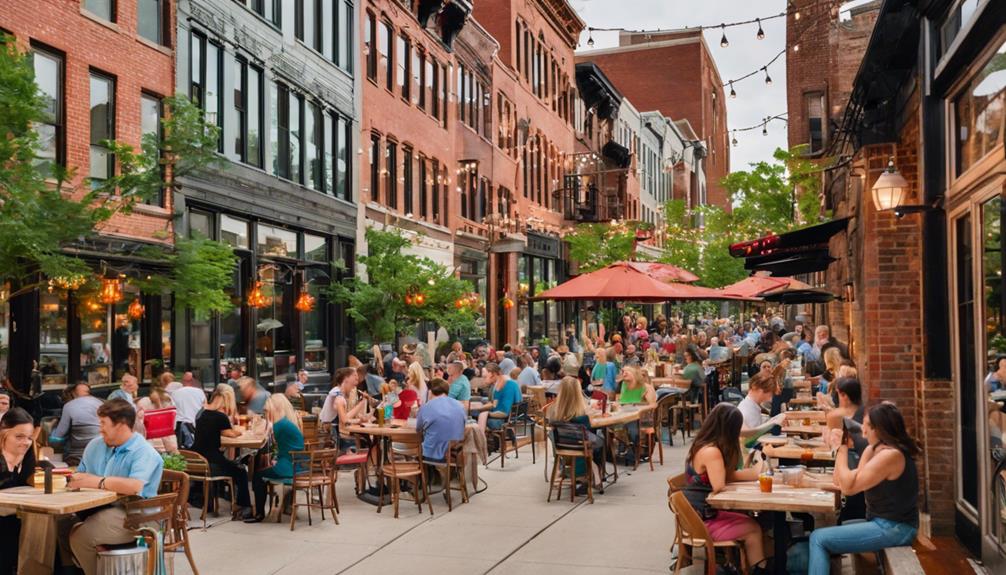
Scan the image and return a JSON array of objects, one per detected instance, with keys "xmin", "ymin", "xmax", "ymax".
[{"xmin": 807, "ymin": 402, "xmax": 920, "ymax": 574}]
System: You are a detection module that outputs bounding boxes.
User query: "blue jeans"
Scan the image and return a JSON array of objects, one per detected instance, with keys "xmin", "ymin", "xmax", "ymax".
[{"xmin": 808, "ymin": 517, "xmax": 916, "ymax": 574}]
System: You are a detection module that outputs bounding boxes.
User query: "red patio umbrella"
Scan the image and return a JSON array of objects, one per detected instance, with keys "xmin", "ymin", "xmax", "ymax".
[
  {"xmin": 721, "ymin": 275, "xmax": 811, "ymax": 298},
  {"xmin": 624, "ymin": 261, "xmax": 700, "ymax": 284},
  {"xmin": 534, "ymin": 262, "xmax": 746, "ymax": 302}
]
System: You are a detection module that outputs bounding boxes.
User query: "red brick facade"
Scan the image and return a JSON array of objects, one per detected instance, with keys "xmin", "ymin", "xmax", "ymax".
[
  {"xmin": 574, "ymin": 30, "xmax": 730, "ymax": 210},
  {"xmin": 0, "ymin": 0, "xmax": 176, "ymax": 244}
]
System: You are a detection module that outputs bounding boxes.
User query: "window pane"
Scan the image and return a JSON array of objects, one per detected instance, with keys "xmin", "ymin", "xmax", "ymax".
[
  {"xmin": 189, "ymin": 210, "xmax": 212, "ymax": 238},
  {"xmin": 324, "ymin": 114, "xmax": 334, "ymax": 194},
  {"xmin": 138, "ymin": 0, "xmax": 161, "ymax": 44},
  {"xmin": 369, "ymin": 134, "xmax": 380, "ymax": 201},
  {"xmin": 221, "ymin": 214, "xmax": 249, "ymax": 248},
  {"xmin": 397, "ymin": 35, "xmax": 409, "ymax": 97},
  {"xmin": 246, "ymin": 65, "xmax": 261, "ymax": 166},
  {"xmin": 305, "ymin": 102, "xmax": 320, "ymax": 190},
  {"xmin": 386, "ymin": 141, "xmax": 397, "ymax": 208},
  {"xmin": 431, "ymin": 60, "xmax": 440, "ymax": 119},
  {"xmin": 32, "ymin": 49, "xmax": 62, "ymax": 174},
  {"xmin": 39, "ymin": 291, "xmax": 68, "ymax": 389},
  {"xmin": 303, "ymin": 0, "xmax": 316, "ymax": 48},
  {"xmin": 413, "ymin": 50, "xmax": 422, "ymax": 108},
  {"xmin": 233, "ymin": 60, "xmax": 245, "ymax": 158},
  {"xmin": 84, "ymin": 0, "xmax": 113, "ymax": 20},
  {"xmin": 342, "ymin": 2, "xmax": 353, "ymax": 72},
  {"xmin": 322, "ymin": 0, "xmax": 333, "ymax": 60},
  {"xmin": 140, "ymin": 94, "xmax": 162, "ymax": 205},
  {"xmin": 256, "ymin": 223, "xmax": 297, "ymax": 257},
  {"xmin": 89, "ymin": 73, "xmax": 114, "ymax": 182},
  {"xmin": 206, "ymin": 42, "xmax": 221, "ymax": 138},
  {"xmin": 419, "ymin": 157, "xmax": 428, "ymax": 218},
  {"xmin": 955, "ymin": 40, "xmax": 1006, "ymax": 176},
  {"xmin": 290, "ymin": 94, "xmax": 301, "ymax": 183},
  {"xmin": 403, "ymin": 148, "xmax": 413, "ymax": 215},
  {"xmin": 304, "ymin": 234, "xmax": 327, "ymax": 261},
  {"xmin": 337, "ymin": 116, "xmax": 348, "ymax": 200},
  {"xmin": 365, "ymin": 12, "xmax": 376, "ymax": 80},
  {"xmin": 303, "ymin": 267, "xmax": 329, "ymax": 374},
  {"xmin": 270, "ymin": 82, "xmax": 284, "ymax": 178},
  {"xmin": 379, "ymin": 21, "xmax": 391, "ymax": 88}
]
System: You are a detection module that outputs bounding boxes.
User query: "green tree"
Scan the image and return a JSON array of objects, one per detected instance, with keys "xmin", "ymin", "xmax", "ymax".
[
  {"xmin": 328, "ymin": 228, "xmax": 479, "ymax": 345},
  {"xmin": 565, "ymin": 221, "xmax": 652, "ymax": 272}
]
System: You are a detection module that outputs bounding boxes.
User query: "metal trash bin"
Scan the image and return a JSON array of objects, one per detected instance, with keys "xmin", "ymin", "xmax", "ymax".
[{"xmin": 96, "ymin": 546, "xmax": 147, "ymax": 574}]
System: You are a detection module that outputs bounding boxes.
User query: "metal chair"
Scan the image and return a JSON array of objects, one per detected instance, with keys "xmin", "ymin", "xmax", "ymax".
[
  {"xmin": 159, "ymin": 469, "xmax": 199, "ymax": 575},
  {"xmin": 486, "ymin": 401, "xmax": 526, "ymax": 468},
  {"xmin": 288, "ymin": 448, "xmax": 340, "ymax": 530},
  {"xmin": 178, "ymin": 450, "xmax": 237, "ymax": 529},
  {"xmin": 378, "ymin": 433, "xmax": 433, "ymax": 518},
  {"xmin": 668, "ymin": 491, "xmax": 747, "ymax": 575},
  {"xmin": 546, "ymin": 421, "xmax": 594, "ymax": 504}
]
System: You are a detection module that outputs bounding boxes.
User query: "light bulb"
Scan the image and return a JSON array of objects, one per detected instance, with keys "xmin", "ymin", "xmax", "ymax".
[
  {"xmin": 729, "ymin": 81, "xmax": 737, "ymax": 99},
  {"xmin": 719, "ymin": 24, "xmax": 729, "ymax": 48},
  {"xmin": 731, "ymin": 132, "xmax": 738, "ymax": 147},
  {"xmin": 762, "ymin": 124, "xmax": 768, "ymax": 136},
  {"xmin": 756, "ymin": 19, "xmax": 765, "ymax": 40},
  {"xmin": 764, "ymin": 69, "xmax": 773, "ymax": 85},
  {"xmin": 587, "ymin": 32, "xmax": 595, "ymax": 47},
  {"xmin": 793, "ymin": 44, "xmax": 800, "ymax": 52}
]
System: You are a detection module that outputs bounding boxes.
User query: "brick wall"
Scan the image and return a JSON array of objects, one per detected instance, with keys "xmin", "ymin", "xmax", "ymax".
[{"xmin": 0, "ymin": 0, "xmax": 176, "ymax": 245}]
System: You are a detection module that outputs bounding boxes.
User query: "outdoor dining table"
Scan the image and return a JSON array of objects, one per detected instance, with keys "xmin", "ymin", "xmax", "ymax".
[
  {"xmin": 0, "ymin": 485, "xmax": 119, "ymax": 575},
  {"xmin": 587, "ymin": 404, "xmax": 655, "ymax": 492},
  {"xmin": 708, "ymin": 480, "xmax": 841, "ymax": 575},
  {"xmin": 783, "ymin": 410, "xmax": 826, "ymax": 423},
  {"xmin": 762, "ymin": 443, "xmax": 836, "ymax": 464},
  {"xmin": 222, "ymin": 425, "xmax": 270, "ymax": 480},
  {"xmin": 781, "ymin": 423, "xmax": 825, "ymax": 437}
]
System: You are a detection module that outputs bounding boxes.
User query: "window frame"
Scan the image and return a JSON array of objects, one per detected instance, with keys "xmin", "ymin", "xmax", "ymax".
[
  {"xmin": 137, "ymin": 0, "xmax": 168, "ymax": 46},
  {"xmin": 30, "ymin": 43, "xmax": 66, "ymax": 173},
  {"xmin": 83, "ymin": 0, "xmax": 116, "ymax": 22},
  {"xmin": 365, "ymin": 11, "xmax": 377, "ymax": 82},
  {"xmin": 140, "ymin": 92, "xmax": 164, "ymax": 206},
  {"xmin": 88, "ymin": 69, "xmax": 116, "ymax": 186}
]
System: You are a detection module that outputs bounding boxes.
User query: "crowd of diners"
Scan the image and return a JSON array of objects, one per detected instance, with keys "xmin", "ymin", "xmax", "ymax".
[{"xmin": 0, "ymin": 307, "xmax": 950, "ymax": 575}]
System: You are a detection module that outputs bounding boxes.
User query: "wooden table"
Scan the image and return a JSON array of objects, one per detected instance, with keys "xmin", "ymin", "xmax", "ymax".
[
  {"xmin": 709, "ymin": 481, "xmax": 840, "ymax": 574},
  {"xmin": 787, "ymin": 397, "xmax": 818, "ymax": 408},
  {"xmin": 762, "ymin": 443, "xmax": 836, "ymax": 463},
  {"xmin": 586, "ymin": 404, "xmax": 655, "ymax": 491},
  {"xmin": 784, "ymin": 410, "xmax": 825, "ymax": 423},
  {"xmin": 220, "ymin": 429, "xmax": 269, "ymax": 449},
  {"xmin": 0, "ymin": 486, "xmax": 119, "ymax": 575},
  {"xmin": 650, "ymin": 377, "xmax": 688, "ymax": 389},
  {"xmin": 781, "ymin": 424, "xmax": 825, "ymax": 437}
]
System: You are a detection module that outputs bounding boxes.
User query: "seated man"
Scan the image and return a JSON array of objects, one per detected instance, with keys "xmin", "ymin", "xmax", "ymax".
[
  {"xmin": 446, "ymin": 361, "xmax": 472, "ymax": 411},
  {"xmin": 238, "ymin": 376, "xmax": 270, "ymax": 415},
  {"xmin": 416, "ymin": 378, "xmax": 466, "ymax": 462},
  {"xmin": 68, "ymin": 399, "xmax": 164, "ymax": 575},
  {"xmin": 50, "ymin": 382, "xmax": 103, "ymax": 466},
  {"xmin": 737, "ymin": 373, "xmax": 785, "ymax": 443},
  {"xmin": 471, "ymin": 363, "xmax": 522, "ymax": 432}
]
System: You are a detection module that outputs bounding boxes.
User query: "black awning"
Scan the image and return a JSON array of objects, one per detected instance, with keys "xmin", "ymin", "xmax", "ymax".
[
  {"xmin": 575, "ymin": 62, "xmax": 623, "ymax": 119},
  {"xmin": 731, "ymin": 217, "xmax": 848, "ymax": 275},
  {"xmin": 602, "ymin": 140, "xmax": 631, "ymax": 168},
  {"xmin": 761, "ymin": 288, "xmax": 837, "ymax": 305}
]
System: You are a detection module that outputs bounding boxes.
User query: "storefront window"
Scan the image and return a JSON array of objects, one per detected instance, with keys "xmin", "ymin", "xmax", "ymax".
[
  {"xmin": 956, "ymin": 214, "xmax": 980, "ymax": 509},
  {"xmin": 255, "ymin": 264, "xmax": 293, "ymax": 387},
  {"xmin": 160, "ymin": 293, "xmax": 173, "ymax": 375},
  {"xmin": 954, "ymin": 40, "xmax": 1006, "ymax": 177},
  {"xmin": 546, "ymin": 259, "xmax": 560, "ymax": 344},
  {"xmin": 221, "ymin": 215, "xmax": 249, "ymax": 248},
  {"xmin": 39, "ymin": 291, "xmax": 68, "ymax": 388},
  {"xmin": 256, "ymin": 223, "xmax": 297, "ymax": 258},
  {"xmin": 981, "ymin": 195, "xmax": 1006, "ymax": 549},
  {"xmin": 517, "ymin": 256, "xmax": 528, "ymax": 344},
  {"xmin": 531, "ymin": 258, "xmax": 545, "ymax": 344},
  {"xmin": 303, "ymin": 267, "xmax": 329, "ymax": 374},
  {"xmin": 80, "ymin": 298, "xmax": 111, "ymax": 387},
  {"xmin": 110, "ymin": 284, "xmax": 142, "ymax": 380},
  {"xmin": 218, "ymin": 257, "xmax": 245, "ymax": 388},
  {"xmin": 304, "ymin": 233, "xmax": 327, "ymax": 262},
  {"xmin": 0, "ymin": 288, "xmax": 8, "ymax": 384}
]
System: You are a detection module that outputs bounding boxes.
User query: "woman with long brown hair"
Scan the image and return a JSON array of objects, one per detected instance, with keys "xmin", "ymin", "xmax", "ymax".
[
  {"xmin": 808, "ymin": 402, "xmax": 920, "ymax": 574},
  {"xmin": 548, "ymin": 376, "xmax": 604, "ymax": 488},
  {"xmin": 682, "ymin": 403, "xmax": 768, "ymax": 573}
]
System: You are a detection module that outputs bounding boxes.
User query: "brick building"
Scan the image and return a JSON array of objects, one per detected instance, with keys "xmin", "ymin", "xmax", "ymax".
[
  {"xmin": 575, "ymin": 29, "xmax": 728, "ymax": 210},
  {"xmin": 173, "ymin": 0, "xmax": 360, "ymax": 388},
  {"xmin": 805, "ymin": 0, "xmax": 1006, "ymax": 568},
  {"xmin": 0, "ymin": 0, "xmax": 176, "ymax": 390}
]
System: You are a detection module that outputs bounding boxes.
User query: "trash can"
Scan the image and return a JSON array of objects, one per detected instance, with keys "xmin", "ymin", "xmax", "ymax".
[{"xmin": 96, "ymin": 546, "xmax": 147, "ymax": 574}]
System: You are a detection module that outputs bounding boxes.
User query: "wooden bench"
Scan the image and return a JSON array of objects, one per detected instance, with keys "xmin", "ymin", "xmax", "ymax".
[{"xmin": 880, "ymin": 546, "xmax": 923, "ymax": 575}]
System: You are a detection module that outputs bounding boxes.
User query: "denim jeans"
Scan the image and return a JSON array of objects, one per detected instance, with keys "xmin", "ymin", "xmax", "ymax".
[{"xmin": 808, "ymin": 517, "xmax": 916, "ymax": 574}]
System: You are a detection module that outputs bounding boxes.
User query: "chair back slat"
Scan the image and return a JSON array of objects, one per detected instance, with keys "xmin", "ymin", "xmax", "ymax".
[
  {"xmin": 669, "ymin": 491, "xmax": 716, "ymax": 575},
  {"xmin": 123, "ymin": 493, "xmax": 176, "ymax": 530},
  {"xmin": 179, "ymin": 450, "xmax": 210, "ymax": 475},
  {"xmin": 550, "ymin": 422, "xmax": 589, "ymax": 451}
]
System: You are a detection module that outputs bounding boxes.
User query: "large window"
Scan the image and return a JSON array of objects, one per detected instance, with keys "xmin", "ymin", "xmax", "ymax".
[
  {"xmin": 805, "ymin": 92, "xmax": 825, "ymax": 154},
  {"xmin": 234, "ymin": 58, "xmax": 263, "ymax": 167},
  {"xmin": 84, "ymin": 0, "xmax": 115, "ymax": 21},
  {"xmin": 237, "ymin": 0, "xmax": 280, "ymax": 27},
  {"xmin": 365, "ymin": 11, "xmax": 376, "ymax": 81},
  {"xmin": 403, "ymin": 147, "xmax": 414, "ymax": 216},
  {"xmin": 982, "ymin": 194, "xmax": 1006, "ymax": 550},
  {"xmin": 305, "ymin": 102, "xmax": 322, "ymax": 191},
  {"xmin": 190, "ymin": 32, "xmax": 222, "ymax": 151},
  {"xmin": 31, "ymin": 46, "xmax": 64, "ymax": 176},
  {"xmin": 380, "ymin": 20, "xmax": 393, "ymax": 90},
  {"xmin": 339, "ymin": 1, "xmax": 353, "ymax": 72},
  {"xmin": 140, "ymin": 93, "xmax": 163, "ymax": 205},
  {"xmin": 954, "ymin": 40, "xmax": 1006, "ymax": 177},
  {"xmin": 385, "ymin": 140, "xmax": 398, "ymax": 209},
  {"xmin": 270, "ymin": 82, "xmax": 303, "ymax": 183},
  {"xmin": 138, "ymin": 0, "xmax": 165, "ymax": 45},
  {"xmin": 398, "ymin": 34, "xmax": 411, "ymax": 101},
  {"xmin": 89, "ymin": 71, "xmax": 115, "ymax": 186},
  {"xmin": 336, "ymin": 114, "xmax": 350, "ymax": 201},
  {"xmin": 369, "ymin": 133, "xmax": 380, "ymax": 202},
  {"xmin": 296, "ymin": 0, "xmax": 319, "ymax": 52}
]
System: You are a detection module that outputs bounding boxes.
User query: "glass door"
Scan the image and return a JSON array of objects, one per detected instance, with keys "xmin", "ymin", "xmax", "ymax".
[
  {"xmin": 981, "ymin": 193, "xmax": 1006, "ymax": 561},
  {"xmin": 955, "ymin": 212, "xmax": 981, "ymax": 519}
]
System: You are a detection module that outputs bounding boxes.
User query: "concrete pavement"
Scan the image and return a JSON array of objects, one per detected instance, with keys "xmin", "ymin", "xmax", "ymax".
[{"xmin": 174, "ymin": 441, "xmax": 688, "ymax": 575}]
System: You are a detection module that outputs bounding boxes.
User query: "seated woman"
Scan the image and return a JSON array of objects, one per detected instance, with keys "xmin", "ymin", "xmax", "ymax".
[
  {"xmin": 136, "ymin": 374, "xmax": 177, "ymax": 454},
  {"xmin": 547, "ymin": 376, "xmax": 604, "ymax": 489},
  {"xmin": 682, "ymin": 403, "xmax": 769, "ymax": 574},
  {"xmin": 616, "ymin": 366, "xmax": 656, "ymax": 460},
  {"xmin": 472, "ymin": 363, "xmax": 522, "ymax": 433},
  {"xmin": 0, "ymin": 408, "xmax": 35, "ymax": 575},
  {"xmin": 192, "ymin": 386, "xmax": 252, "ymax": 519},
  {"xmin": 246, "ymin": 394, "xmax": 305, "ymax": 523},
  {"xmin": 809, "ymin": 402, "xmax": 920, "ymax": 574}
]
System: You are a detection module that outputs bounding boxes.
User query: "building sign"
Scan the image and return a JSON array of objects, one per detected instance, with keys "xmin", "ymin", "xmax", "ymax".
[{"xmin": 525, "ymin": 232, "xmax": 560, "ymax": 259}]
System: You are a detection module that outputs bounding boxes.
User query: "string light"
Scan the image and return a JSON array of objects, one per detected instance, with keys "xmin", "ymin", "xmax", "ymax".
[
  {"xmin": 762, "ymin": 122, "xmax": 769, "ymax": 136},
  {"xmin": 763, "ymin": 67, "xmax": 773, "ymax": 85},
  {"xmin": 587, "ymin": 31, "xmax": 595, "ymax": 47},
  {"xmin": 729, "ymin": 81, "xmax": 737, "ymax": 99},
  {"xmin": 719, "ymin": 24, "xmax": 729, "ymax": 48},
  {"xmin": 721, "ymin": 49, "xmax": 785, "ymax": 90},
  {"xmin": 731, "ymin": 131, "xmax": 738, "ymax": 147},
  {"xmin": 756, "ymin": 18, "xmax": 765, "ymax": 40}
]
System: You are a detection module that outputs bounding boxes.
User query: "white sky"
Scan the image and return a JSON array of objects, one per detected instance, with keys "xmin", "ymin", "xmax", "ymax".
[{"xmin": 570, "ymin": 0, "xmax": 789, "ymax": 173}]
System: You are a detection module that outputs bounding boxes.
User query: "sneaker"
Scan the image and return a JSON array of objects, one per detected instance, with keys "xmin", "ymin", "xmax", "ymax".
[{"xmin": 243, "ymin": 513, "xmax": 264, "ymax": 523}]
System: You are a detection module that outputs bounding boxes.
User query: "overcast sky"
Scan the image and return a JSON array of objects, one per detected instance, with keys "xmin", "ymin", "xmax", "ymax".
[{"xmin": 570, "ymin": 0, "xmax": 789, "ymax": 173}]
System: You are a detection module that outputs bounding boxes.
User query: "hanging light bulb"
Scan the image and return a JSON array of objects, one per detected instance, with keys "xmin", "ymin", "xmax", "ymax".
[
  {"xmin": 719, "ymin": 24, "xmax": 729, "ymax": 48},
  {"xmin": 793, "ymin": 43, "xmax": 800, "ymax": 52},
  {"xmin": 98, "ymin": 273, "xmax": 123, "ymax": 305},
  {"xmin": 127, "ymin": 297, "xmax": 145, "ymax": 320},
  {"xmin": 247, "ymin": 281, "xmax": 271, "ymax": 308},
  {"xmin": 294, "ymin": 285, "xmax": 316, "ymax": 312},
  {"xmin": 763, "ymin": 68, "xmax": 773, "ymax": 86},
  {"xmin": 587, "ymin": 30, "xmax": 595, "ymax": 47},
  {"xmin": 729, "ymin": 81, "xmax": 737, "ymax": 99},
  {"xmin": 731, "ymin": 131, "xmax": 738, "ymax": 147},
  {"xmin": 756, "ymin": 18, "xmax": 765, "ymax": 40},
  {"xmin": 762, "ymin": 122, "xmax": 768, "ymax": 136}
]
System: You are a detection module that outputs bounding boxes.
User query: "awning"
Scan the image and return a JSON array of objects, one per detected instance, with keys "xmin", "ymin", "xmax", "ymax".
[
  {"xmin": 602, "ymin": 140, "xmax": 631, "ymax": 168},
  {"xmin": 534, "ymin": 262, "xmax": 746, "ymax": 302},
  {"xmin": 761, "ymin": 288, "xmax": 837, "ymax": 305},
  {"xmin": 721, "ymin": 274, "xmax": 811, "ymax": 298},
  {"xmin": 729, "ymin": 218, "xmax": 849, "ymax": 274},
  {"xmin": 575, "ymin": 62, "xmax": 623, "ymax": 120}
]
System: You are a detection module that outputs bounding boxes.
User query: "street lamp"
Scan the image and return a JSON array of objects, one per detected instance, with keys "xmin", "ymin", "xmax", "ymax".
[{"xmin": 871, "ymin": 158, "xmax": 908, "ymax": 213}]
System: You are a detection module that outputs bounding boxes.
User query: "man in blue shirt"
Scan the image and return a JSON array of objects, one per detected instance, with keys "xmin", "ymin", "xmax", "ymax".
[
  {"xmin": 446, "ymin": 361, "xmax": 472, "ymax": 410},
  {"xmin": 516, "ymin": 354, "xmax": 542, "ymax": 388},
  {"xmin": 416, "ymin": 378, "xmax": 466, "ymax": 462},
  {"xmin": 473, "ymin": 363, "xmax": 522, "ymax": 431},
  {"xmin": 68, "ymin": 399, "xmax": 164, "ymax": 575}
]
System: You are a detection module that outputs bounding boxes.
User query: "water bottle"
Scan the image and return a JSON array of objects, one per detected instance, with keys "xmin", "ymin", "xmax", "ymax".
[{"xmin": 384, "ymin": 403, "xmax": 393, "ymax": 422}]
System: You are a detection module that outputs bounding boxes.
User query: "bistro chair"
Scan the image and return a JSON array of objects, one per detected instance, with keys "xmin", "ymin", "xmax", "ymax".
[
  {"xmin": 668, "ymin": 491, "xmax": 747, "ymax": 575},
  {"xmin": 378, "ymin": 433, "xmax": 433, "ymax": 518},
  {"xmin": 120, "ymin": 493, "xmax": 178, "ymax": 575},
  {"xmin": 425, "ymin": 440, "xmax": 469, "ymax": 511},
  {"xmin": 486, "ymin": 401, "xmax": 525, "ymax": 468},
  {"xmin": 658, "ymin": 393, "xmax": 687, "ymax": 446},
  {"xmin": 288, "ymin": 448, "xmax": 340, "ymax": 530},
  {"xmin": 546, "ymin": 421, "xmax": 594, "ymax": 504},
  {"xmin": 159, "ymin": 469, "xmax": 199, "ymax": 575},
  {"xmin": 635, "ymin": 406, "xmax": 664, "ymax": 471},
  {"xmin": 178, "ymin": 450, "xmax": 237, "ymax": 529}
]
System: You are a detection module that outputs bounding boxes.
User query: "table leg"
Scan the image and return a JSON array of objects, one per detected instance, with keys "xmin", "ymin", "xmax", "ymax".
[
  {"xmin": 18, "ymin": 512, "xmax": 57, "ymax": 575},
  {"xmin": 773, "ymin": 510, "xmax": 788, "ymax": 575}
]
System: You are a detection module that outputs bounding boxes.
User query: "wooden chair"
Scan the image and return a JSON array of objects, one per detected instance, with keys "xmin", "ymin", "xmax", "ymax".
[
  {"xmin": 535, "ymin": 400, "xmax": 555, "ymax": 481},
  {"xmin": 288, "ymin": 448, "xmax": 339, "ymax": 530},
  {"xmin": 378, "ymin": 433, "xmax": 433, "ymax": 518},
  {"xmin": 425, "ymin": 440, "xmax": 469, "ymax": 511},
  {"xmin": 635, "ymin": 406, "xmax": 663, "ymax": 471},
  {"xmin": 159, "ymin": 469, "xmax": 199, "ymax": 575},
  {"xmin": 546, "ymin": 421, "xmax": 594, "ymax": 504},
  {"xmin": 122, "ymin": 493, "xmax": 178, "ymax": 575},
  {"xmin": 486, "ymin": 401, "xmax": 526, "ymax": 468},
  {"xmin": 178, "ymin": 450, "xmax": 237, "ymax": 529},
  {"xmin": 668, "ymin": 491, "xmax": 747, "ymax": 575}
]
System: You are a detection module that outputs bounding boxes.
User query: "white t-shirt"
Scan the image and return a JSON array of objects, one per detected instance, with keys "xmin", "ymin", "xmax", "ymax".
[
  {"xmin": 737, "ymin": 396, "xmax": 764, "ymax": 429},
  {"xmin": 170, "ymin": 386, "xmax": 207, "ymax": 425}
]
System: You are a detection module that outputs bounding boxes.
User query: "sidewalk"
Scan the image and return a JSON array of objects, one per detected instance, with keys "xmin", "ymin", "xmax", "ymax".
[{"xmin": 175, "ymin": 442, "xmax": 686, "ymax": 575}]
